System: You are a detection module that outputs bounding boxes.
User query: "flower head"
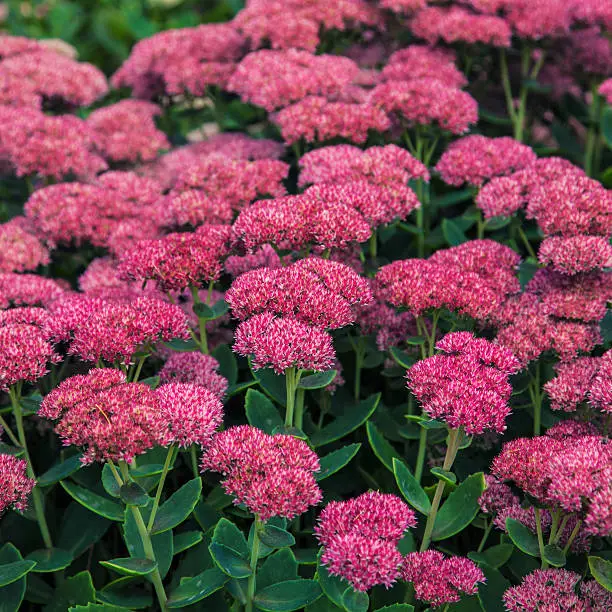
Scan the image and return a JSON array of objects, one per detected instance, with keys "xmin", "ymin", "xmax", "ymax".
[
  {"xmin": 315, "ymin": 491, "xmax": 417, "ymax": 591},
  {"xmin": 0, "ymin": 273, "xmax": 65, "ymax": 309},
  {"xmin": 0, "ymin": 217, "xmax": 50, "ymax": 273},
  {"xmin": 0, "ymin": 455, "xmax": 35, "ymax": 514},
  {"xmin": 201, "ymin": 425, "xmax": 321, "ymax": 521},
  {"xmin": 401, "ymin": 551, "xmax": 485, "ymax": 607},
  {"xmin": 159, "ymin": 352, "xmax": 228, "ymax": 399},
  {"xmin": 538, "ymin": 235, "xmax": 612, "ymax": 275}
]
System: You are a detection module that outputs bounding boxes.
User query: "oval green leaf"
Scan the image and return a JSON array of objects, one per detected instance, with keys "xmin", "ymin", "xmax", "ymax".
[
  {"xmin": 366, "ymin": 421, "xmax": 400, "ymax": 472},
  {"xmin": 173, "ymin": 531, "xmax": 203, "ymax": 555},
  {"xmin": 342, "ymin": 588, "xmax": 369, "ymax": 612},
  {"xmin": 209, "ymin": 543, "xmax": 252, "ymax": 579},
  {"xmin": 100, "ymin": 557, "xmax": 157, "ymax": 577},
  {"xmin": 316, "ymin": 444, "xmax": 361, "ymax": 481},
  {"xmin": 151, "ymin": 477, "xmax": 202, "ymax": 534},
  {"xmin": 254, "ymin": 579, "xmax": 322, "ymax": 611},
  {"xmin": 505, "ymin": 518, "xmax": 540, "ymax": 558},
  {"xmin": 37, "ymin": 454, "xmax": 83, "ymax": 487},
  {"xmin": 392, "ymin": 458, "xmax": 431, "ymax": 516},
  {"xmin": 0, "ymin": 559, "xmax": 37, "ymax": 587},
  {"xmin": 167, "ymin": 567, "xmax": 229, "ymax": 608},
  {"xmin": 298, "ymin": 370, "xmax": 337, "ymax": 390},
  {"xmin": 259, "ymin": 525, "xmax": 295, "ymax": 549},
  {"xmin": 588, "ymin": 556, "xmax": 612, "ymax": 592},
  {"xmin": 26, "ymin": 548, "xmax": 73, "ymax": 573},
  {"xmin": 245, "ymin": 389, "xmax": 283, "ymax": 434},
  {"xmin": 60, "ymin": 480, "xmax": 124, "ymax": 521},
  {"xmin": 119, "ymin": 482, "xmax": 150, "ymax": 507}
]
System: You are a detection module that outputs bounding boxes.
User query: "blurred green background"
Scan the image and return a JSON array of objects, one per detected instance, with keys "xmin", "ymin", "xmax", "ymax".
[{"xmin": 2, "ymin": 0, "xmax": 245, "ymax": 74}]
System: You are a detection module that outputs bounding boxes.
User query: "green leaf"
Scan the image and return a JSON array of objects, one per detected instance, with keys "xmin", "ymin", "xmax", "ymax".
[
  {"xmin": 389, "ymin": 347, "xmax": 416, "ymax": 369},
  {"xmin": 212, "ymin": 518, "xmax": 249, "ymax": 557},
  {"xmin": 245, "ymin": 389, "xmax": 283, "ymax": 434},
  {"xmin": 167, "ymin": 567, "xmax": 229, "ymax": 608},
  {"xmin": 139, "ymin": 376, "xmax": 160, "ymax": 389},
  {"xmin": 588, "ymin": 556, "xmax": 612, "ymax": 592},
  {"xmin": 442, "ymin": 218, "xmax": 468, "ymax": 246},
  {"xmin": 213, "ymin": 343, "xmax": 238, "ymax": 386},
  {"xmin": 298, "ymin": 370, "xmax": 337, "ymax": 389},
  {"xmin": 100, "ymin": 557, "xmax": 157, "ymax": 577},
  {"xmin": 505, "ymin": 518, "xmax": 540, "ymax": 557},
  {"xmin": 316, "ymin": 552, "xmax": 346, "ymax": 608},
  {"xmin": 254, "ymin": 579, "xmax": 322, "ymax": 611},
  {"xmin": 151, "ymin": 477, "xmax": 202, "ymax": 534},
  {"xmin": 311, "ymin": 394, "xmax": 380, "ymax": 447},
  {"xmin": 393, "ymin": 458, "xmax": 431, "ymax": 515},
  {"xmin": 367, "ymin": 421, "xmax": 400, "ymax": 471},
  {"xmin": 258, "ymin": 549, "xmax": 298, "ymax": 591},
  {"xmin": 250, "ymin": 360, "xmax": 287, "ymax": 406},
  {"xmin": 43, "ymin": 571, "xmax": 96, "ymax": 612},
  {"xmin": 477, "ymin": 564, "xmax": 511, "ymax": 612},
  {"xmin": 209, "ymin": 543, "xmax": 252, "ymax": 578},
  {"xmin": 542, "ymin": 544, "xmax": 566, "ymax": 568},
  {"xmin": 162, "ymin": 338, "xmax": 199, "ymax": 352},
  {"xmin": 69, "ymin": 605, "xmax": 130, "ymax": 612},
  {"xmin": 193, "ymin": 302, "xmax": 214, "ymax": 319},
  {"xmin": 58, "ymin": 502, "xmax": 111, "ymax": 558},
  {"xmin": 432, "ymin": 472, "xmax": 485, "ymax": 541},
  {"xmin": 0, "ymin": 544, "xmax": 29, "ymax": 612},
  {"xmin": 468, "ymin": 544, "xmax": 514, "ymax": 569},
  {"xmin": 342, "ymin": 588, "xmax": 368, "ymax": 612},
  {"xmin": 433, "ymin": 188, "xmax": 476, "ymax": 207},
  {"xmin": 430, "ymin": 467, "xmax": 456, "ymax": 485},
  {"xmin": 405, "ymin": 336, "xmax": 426, "ymax": 346},
  {"xmin": 97, "ymin": 577, "xmax": 152, "ymax": 609},
  {"xmin": 173, "ymin": 531, "xmax": 204, "ymax": 555},
  {"xmin": 259, "ymin": 525, "xmax": 295, "ymax": 549},
  {"xmin": 130, "ymin": 464, "xmax": 168, "ymax": 479},
  {"xmin": 602, "ymin": 107, "xmax": 612, "ymax": 149},
  {"xmin": 0, "ymin": 560, "xmax": 36, "ymax": 587},
  {"xmin": 101, "ymin": 464, "xmax": 121, "ymax": 498},
  {"xmin": 119, "ymin": 482, "xmax": 150, "ymax": 507},
  {"xmin": 485, "ymin": 216, "xmax": 512, "ymax": 231},
  {"xmin": 60, "ymin": 481, "xmax": 123, "ymax": 521},
  {"xmin": 316, "ymin": 444, "xmax": 361, "ymax": 481},
  {"xmin": 374, "ymin": 607, "xmax": 415, "ymax": 611},
  {"xmin": 37, "ymin": 454, "xmax": 83, "ymax": 487},
  {"xmin": 26, "ymin": 549, "xmax": 73, "ymax": 573}
]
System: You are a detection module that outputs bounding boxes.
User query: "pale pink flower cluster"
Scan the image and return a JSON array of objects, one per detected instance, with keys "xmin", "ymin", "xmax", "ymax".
[
  {"xmin": 0, "ymin": 273, "xmax": 66, "ymax": 309},
  {"xmin": 315, "ymin": 491, "xmax": 417, "ymax": 591},
  {"xmin": 0, "ymin": 454, "xmax": 35, "ymax": 514},
  {"xmin": 160, "ymin": 352, "xmax": 228, "ymax": 399},
  {"xmin": 0, "ymin": 217, "xmax": 50, "ymax": 273},
  {"xmin": 201, "ymin": 425, "xmax": 321, "ymax": 521}
]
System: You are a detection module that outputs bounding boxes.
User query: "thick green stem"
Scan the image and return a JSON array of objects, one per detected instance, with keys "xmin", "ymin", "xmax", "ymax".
[
  {"xmin": 517, "ymin": 225, "xmax": 537, "ymax": 259},
  {"xmin": 535, "ymin": 508, "xmax": 549, "ymax": 568},
  {"xmin": 294, "ymin": 388, "xmax": 305, "ymax": 430},
  {"xmin": 562, "ymin": 519, "xmax": 582, "ymax": 555},
  {"xmin": 147, "ymin": 445, "xmax": 176, "ymax": 532},
  {"xmin": 0, "ymin": 413, "xmax": 20, "ymax": 447},
  {"xmin": 190, "ymin": 446, "xmax": 199, "ymax": 479},
  {"xmin": 284, "ymin": 368, "xmax": 300, "ymax": 428},
  {"xmin": 530, "ymin": 363, "xmax": 542, "ymax": 436},
  {"xmin": 190, "ymin": 285, "xmax": 209, "ymax": 354},
  {"xmin": 10, "ymin": 386, "xmax": 53, "ymax": 549},
  {"xmin": 419, "ymin": 428, "xmax": 462, "ymax": 551},
  {"xmin": 246, "ymin": 515, "xmax": 262, "ymax": 612},
  {"xmin": 131, "ymin": 355, "xmax": 148, "ymax": 383},
  {"xmin": 585, "ymin": 85, "xmax": 602, "ymax": 177},
  {"xmin": 116, "ymin": 461, "xmax": 168, "ymax": 611},
  {"xmin": 369, "ymin": 230, "xmax": 377, "ymax": 260},
  {"xmin": 477, "ymin": 519, "xmax": 493, "ymax": 553},
  {"xmin": 353, "ymin": 336, "xmax": 365, "ymax": 401},
  {"xmin": 414, "ymin": 426, "xmax": 428, "ymax": 484},
  {"xmin": 500, "ymin": 49, "xmax": 517, "ymax": 126}
]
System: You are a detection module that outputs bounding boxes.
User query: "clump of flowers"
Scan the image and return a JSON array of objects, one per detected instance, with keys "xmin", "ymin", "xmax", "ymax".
[
  {"xmin": 159, "ymin": 352, "xmax": 228, "ymax": 399},
  {"xmin": 40, "ymin": 369, "xmax": 170, "ymax": 464},
  {"xmin": 315, "ymin": 491, "xmax": 417, "ymax": 591},
  {"xmin": 401, "ymin": 551, "xmax": 485, "ymax": 607},
  {"xmin": 0, "ymin": 273, "xmax": 66, "ymax": 309},
  {"xmin": 201, "ymin": 425, "xmax": 321, "ymax": 521},
  {"xmin": 0, "ymin": 217, "xmax": 50, "ymax": 273},
  {"xmin": 407, "ymin": 331, "xmax": 521, "ymax": 435},
  {"xmin": 88, "ymin": 100, "xmax": 170, "ymax": 164},
  {"xmin": 154, "ymin": 382, "xmax": 224, "ymax": 448},
  {"xmin": 0, "ymin": 454, "xmax": 35, "ymax": 514},
  {"xmin": 503, "ymin": 569, "xmax": 612, "ymax": 612}
]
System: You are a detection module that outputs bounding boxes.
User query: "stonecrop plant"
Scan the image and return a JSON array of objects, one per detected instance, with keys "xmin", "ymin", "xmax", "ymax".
[{"xmin": 0, "ymin": 1, "xmax": 612, "ymax": 611}]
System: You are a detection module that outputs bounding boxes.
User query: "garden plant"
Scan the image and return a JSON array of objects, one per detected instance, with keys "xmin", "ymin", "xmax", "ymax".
[{"xmin": 0, "ymin": 0, "xmax": 612, "ymax": 611}]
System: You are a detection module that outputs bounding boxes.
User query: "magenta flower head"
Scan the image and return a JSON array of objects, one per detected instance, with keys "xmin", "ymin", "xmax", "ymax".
[
  {"xmin": 0, "ymin": 217, "xmax": 50, "ymax": 274},
  {"xmin": 160, "ymin": 352, "xmax": 228, "ymax": 399},
  {"xmin": 118, "ymin": 225, "xmax": 231, "ymax": 292},
  {"xmin": 0, "ymin": 454, "xmax": 35, "ymax": 514},
  {"xmin": 0, "ymin": 273, "xmax": 65, "ymax": 309},
  {"xmin": 407, "ymin": 332, "xmax": 521, "ymax": 434},
  {"xmin": 435, "ymin": 136, "xmax": 536, "ymax": 187},
  {"xmin": 226, "ymin": 257, "xmax": 372, "ymax": 329},
  {"xmin": 201, "ymin": 425, "xmax": 321, "ymax": 521},
  {"xmin": 503, "ymin": 569, "xmax": 612, "ymax": 612},
  {"xmin": 0, "ymin": 320, "xmax": 60, "ymax": 391},
  {"xmin": 538, "ymin": 235, "xmax": 612, "ymax": 275},
  {"xmin": 154, "ymin": 382, "xmax": 223, "ymax": 448},
  {"xmin": 589, "ymin": 350, "xmax": 612, "ymax": 414},
  {"xmin": 40, "ymin": 368, "xmax": 170, "ymax": 464},
  {"xmin": 600, "ymin": 78, "xmax": 612, "ymax": 105},
  {"xmin": 315, "ymin": 491, "xmax": 417, "ymax": 592},
  {"xmin": 234, "ymin": 313, "xmax": 336, "ymax": 374},
  {"xmin": 401, "ymin": 551, "xmax": 485, "ymax": 607}
]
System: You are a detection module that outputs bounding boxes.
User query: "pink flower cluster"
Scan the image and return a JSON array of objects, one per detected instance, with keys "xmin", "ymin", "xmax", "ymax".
[
  {"xmin": 0, "ymin": 217, "xmax": 50, "ymax": 273},
  {"xmin": 87, "ymin": 100, "xmax": 169, "ymax": 164},
  {"xmin": 492, "ymin": 426, "xmax": 612, "ymax": 536},
  {"xmin": 118, "ymin": 225, "xmax": 231, "ymax": 292},
  {"xmin": 315, "ymin": 491, "xmax": 417, "ymax": 591},
  {"xmin": 0, "ymin": 273, "xmax": 66, "ymax": 309},
  {"xmin": 600, "ymin": 78, "xmax": 612, "ymax": 105},
  {"xmin": 111, "ymin": 24, "xmax": 244, "ymax": 98},
  {"xmin": 407, "ymin": 332, "xmax": 521, "ymax": 434},
  {"xmin": 160, "ymin": 352, "xmax": 228, "ymax": 399},
  {"xmin": 0, "ymin": 454, "xmax": 35, "ymax": 514},
  {"xmin": 227, "ymin": 49, "xmax": 360, "ymax": 111},
  {"xmin": 401, "ymin": 551, "xmax": 485, "ymax": 607},
  {"xmin": 201, "ymin": 425, "xmax": 321, "ymax": 521},
  {"xmin": 504, "ymin": 569, "xmax": 612, "ymax": 612},
  {"xmin": 376, "ymin": 240, "xmax": 520, "ymax": 320}
]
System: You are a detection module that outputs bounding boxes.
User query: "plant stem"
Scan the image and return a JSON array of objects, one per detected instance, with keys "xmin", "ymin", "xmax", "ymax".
[
  {"xmin": 147, "ymin": 445, "xmax": 176, "ymax": 532},
  {"xmin": 131, "ymin": 355, "xmax": 148, "ymax": 383},
  {"xmin": 369, "ymin": 230, "xmax": 377, "ymax": 260},
  {"xmin": 353, "ymin": 336, "xmax": 365, "ymax": 401},
  {"xmin": 294, "ymin": 388, "xmax": 305, "ymax": 430},
  {"xmin": 535, "ymin": 508, "xmax": 548, "ymax": 568},
  {"xmin": 530, "ymin": 362, "xmax": 542, "ymax": 436},
  {"xmin": 561, "ymin": 519, "xmax": 582, "ymax": 555},
  {"xmin": 190, "ymin": 446, "xmax": 199, "ymax": 478},
  {"xmin": 117, "ymin": 461, "xmax": 168, "ymax": 611},
  {"xmin": 414, "ymin": 426, "xmax": 428, "ymax": 484},
  {"xmin": 284, "ymin": 367, "xmax": 298, "ymax": 428},
  {"xmin": 477, "ymin": 519, "xmax": 493, "ymax": 553},
  {"xmin": 9, "ymin": 385, "xmax": 53, "ymax": 549},
  {"xmin": 585, "ymin": 84, "xmax": 602, "ymax": 177},
  {"xmin": 246, "ymin": 515, "xmax": 262, "ymax": 612},
  {"xmin": 419, "ymin": 427, "xmax": 462, "ymax": 551},
  {"xmin": 0, "ymin": 413, "xmax": 21, "ymax": 447},
  {"xmin": 500, "ymin": 49, "xmax": 517, "ymax": 126},
  {"xmin": 517, "ymin": 225, "xmax": 537, "ymax": 259},
  {"xmin": 190, "ymin": 285, "xmax": 209, "ymax": 354}
]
